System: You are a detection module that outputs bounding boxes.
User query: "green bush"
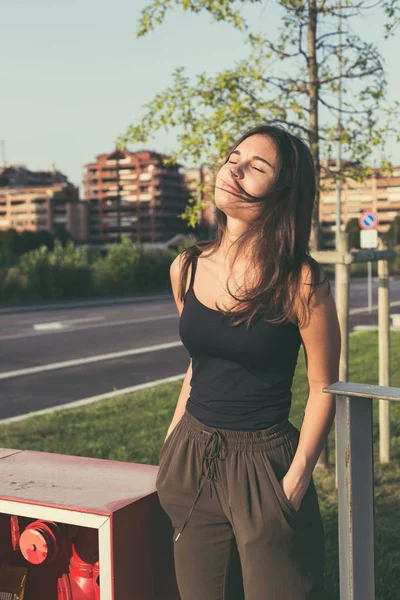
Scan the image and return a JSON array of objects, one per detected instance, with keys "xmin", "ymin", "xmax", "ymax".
[
  {"xmin": 92, "ymin": 236, "xmax": 176, "ymax": 297},
  {"xmin": 91, "ymin": 237, "xmax": 142, "ymax": 296},
  {"xmin": 0, "ymin": 240, "xmax": 93, "ymax": 302},
  {"xmin": 0, "ymin": 266, "xmax": 34, "ymax": 302},
  {"xmin": 0, "ymin": 235, "xmax": 178, "ymax": 303}
]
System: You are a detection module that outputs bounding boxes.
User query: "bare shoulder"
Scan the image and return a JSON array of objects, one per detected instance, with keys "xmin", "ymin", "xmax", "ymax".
[
  {"xmin": 293, "ymin": 260, "xmax": 336, "ymax": 330},
  {"xmin": 170, "ymin": 251, "xmax": 185, "ymax": 280},
  {"xmin": 299, "ymin": 260, "xmax": 331, "ymax": 305},
  {"xmin": 170, "ymin": 250, "xmax": 196, "ymax": 316}
]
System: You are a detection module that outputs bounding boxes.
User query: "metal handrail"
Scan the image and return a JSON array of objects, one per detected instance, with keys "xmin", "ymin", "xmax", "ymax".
[{"xmin": 323, "ymin": 381, "xmax": 400, "ymax": 600}]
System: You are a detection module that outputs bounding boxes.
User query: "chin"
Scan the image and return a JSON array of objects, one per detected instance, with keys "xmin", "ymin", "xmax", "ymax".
[
  {"xmin": 215, "ymin": 198, "xmax": 239, "ymax": 215},
  {"xmin": 215, "ymin": 189, "xmax": 242, "ymax": 206}
]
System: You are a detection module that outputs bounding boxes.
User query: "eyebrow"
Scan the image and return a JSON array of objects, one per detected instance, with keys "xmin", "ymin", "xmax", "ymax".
[{"xmin": 230, "ymin": 149, "xmax": 275, "ymax": 170}]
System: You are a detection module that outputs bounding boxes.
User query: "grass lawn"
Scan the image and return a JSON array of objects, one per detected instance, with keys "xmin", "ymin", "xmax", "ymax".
[{"xmin": 1, "ymin": 329, "xmax": 399, "ymax": 599}]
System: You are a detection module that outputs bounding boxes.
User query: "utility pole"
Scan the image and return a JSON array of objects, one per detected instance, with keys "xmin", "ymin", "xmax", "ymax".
[{"xmin": 115, "ymin": 149, "xmax": 122, "ymax": 244}]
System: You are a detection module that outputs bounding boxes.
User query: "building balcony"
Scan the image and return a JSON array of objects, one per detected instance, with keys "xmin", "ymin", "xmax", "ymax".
[
  {"xmin": 387, "ymin": 192, "xmax": 400, "ymax": 201},
  {"xmin": 139, "ymin": 173, "xmax": 151, "ymax": 182},
  {"xmin": 119, "ymin": 173, "xmax": 138, "ymax": 180}
]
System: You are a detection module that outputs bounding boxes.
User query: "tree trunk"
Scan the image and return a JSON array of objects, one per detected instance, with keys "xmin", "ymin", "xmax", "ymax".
[
  {"xmin": 307, "ymin": 0, "xmax": 321, "ymax": 254},
  {"xmin": 308, "ymin": 0, "xmax": 329, "ymax": 467}
]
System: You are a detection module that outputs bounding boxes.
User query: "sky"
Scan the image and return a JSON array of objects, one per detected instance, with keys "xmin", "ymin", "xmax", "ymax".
[{"xmin": 1, "ymin": 0, "xmax": 399, "ymax": 192}]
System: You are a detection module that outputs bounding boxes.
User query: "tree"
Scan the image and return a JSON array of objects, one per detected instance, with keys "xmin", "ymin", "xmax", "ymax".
[
  {"xmin": 54, "ymin": 226, "xmax": 72, "ymax": 247},
  {"xmin": 388, "ymin": 214, "xmax": 400, "ymax": 246},
  {"xmin": 17, "ymin": 231, "xmax": 40, "ymax": 255},
  {"xmin": 0, "ymin": 228, "xmax": 19, "ymax": 255},
  {"xmin": 345, "ymin": 217, "xmax": 361, "ymax": 249},
  {"xmin": 119, "ymin": 0, "xmax": 399, "ymax": 250}
]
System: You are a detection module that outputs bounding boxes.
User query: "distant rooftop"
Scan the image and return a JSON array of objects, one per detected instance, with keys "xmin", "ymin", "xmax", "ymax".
[{"xmin": 0, "ymin": 164, "xmax": 69, "ymax": 187}]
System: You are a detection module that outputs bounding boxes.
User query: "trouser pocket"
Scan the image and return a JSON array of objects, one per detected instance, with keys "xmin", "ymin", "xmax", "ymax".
[{"xmin": 260, "ymin": 431, "xmax": 313, "ymax": 527}]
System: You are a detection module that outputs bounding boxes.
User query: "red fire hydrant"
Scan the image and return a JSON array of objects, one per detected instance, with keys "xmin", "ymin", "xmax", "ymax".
[{"xmin": 57, "ymin": 526, "xmax": 99, "ymax": 600}]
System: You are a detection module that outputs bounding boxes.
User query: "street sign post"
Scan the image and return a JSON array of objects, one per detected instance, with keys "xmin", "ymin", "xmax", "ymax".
[
  {"xmin": 359, "ymin": 211, "xmax": 379, "ymax": 313},
  {"xmin": 360, "ymin": 229, "xmax": 378, "ymax": 249},
  {"xmin": 359, "ymin": 211, "xmax": 379, "ymax": 230}
]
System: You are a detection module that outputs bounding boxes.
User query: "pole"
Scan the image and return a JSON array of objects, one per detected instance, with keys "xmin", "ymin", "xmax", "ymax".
[
  {"xmin": 335, "ymin": 231, "xmax": 350, "ymax": 488},
  {"xmin": 368, "ymin": 260, "xmax": 372, "ymax": 312},
  {"xmin": 378, "ymin": 237, "xmax": 390, "ymax": 462},
  {"xmin": 116, "ymin": 151, "xmax": 121, "ymax": 243}
]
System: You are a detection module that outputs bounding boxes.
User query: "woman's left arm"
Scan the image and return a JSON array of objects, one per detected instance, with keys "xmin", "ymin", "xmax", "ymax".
[{"xmin": 282, "ymin": 264, "xmax": 341, "ymax": 510}]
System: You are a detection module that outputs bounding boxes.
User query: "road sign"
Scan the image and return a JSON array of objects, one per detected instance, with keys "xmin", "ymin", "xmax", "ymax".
[
  {"xmin": 360, "ymin": 229, "xmax": 378, "ymax": 249},
  {"xmin": 359, "ymin": 211, "xmax": 378, "ymax": 230}
]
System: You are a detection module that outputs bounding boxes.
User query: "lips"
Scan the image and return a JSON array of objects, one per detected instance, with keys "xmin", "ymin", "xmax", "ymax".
[{"xmin": 220, "ymin": 180, "xmax": 241, "ymax": 195}]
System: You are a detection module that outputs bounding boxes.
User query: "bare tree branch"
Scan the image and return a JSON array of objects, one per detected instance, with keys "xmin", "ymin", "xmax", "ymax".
[{"xmin": 320, "ymin": 67, "xmax": 382, "ymax": 85}]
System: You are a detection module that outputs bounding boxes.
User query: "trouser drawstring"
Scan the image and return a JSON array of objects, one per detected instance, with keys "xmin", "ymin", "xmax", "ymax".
[{"xmin": 174, "ymin": 429, "xmax": 226, "ymax": 542}]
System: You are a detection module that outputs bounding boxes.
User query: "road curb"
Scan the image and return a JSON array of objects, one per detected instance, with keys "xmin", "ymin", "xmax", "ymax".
[
  {"xmin": 0, "ymin": 373, "xmax": 186, "ymax": 425},
  {"xmin": 0, "ymin": 292, "xmax": 173, "ymax": 314}
]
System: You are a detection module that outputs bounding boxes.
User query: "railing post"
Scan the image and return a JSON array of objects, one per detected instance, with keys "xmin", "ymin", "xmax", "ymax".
[{"xmin": 336, "ymin": 393, "xmax": 376, "ymax": 600}]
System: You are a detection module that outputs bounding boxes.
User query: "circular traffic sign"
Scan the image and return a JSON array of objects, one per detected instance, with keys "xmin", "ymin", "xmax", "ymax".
[{"xmin": 359, "ymin": 211, "xmax": 378, "ymax": 230}]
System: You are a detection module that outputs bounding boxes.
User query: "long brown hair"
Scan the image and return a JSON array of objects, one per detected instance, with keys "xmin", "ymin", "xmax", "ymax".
[{"xmin": 178, "ymin": 124, "xmax": 331, "ymax": 330}]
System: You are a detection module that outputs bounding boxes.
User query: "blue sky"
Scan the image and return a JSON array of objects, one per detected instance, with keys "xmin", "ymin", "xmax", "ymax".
[{"xmin": 1, "ymin": 0, "xmax": 399, "ymax": 191}]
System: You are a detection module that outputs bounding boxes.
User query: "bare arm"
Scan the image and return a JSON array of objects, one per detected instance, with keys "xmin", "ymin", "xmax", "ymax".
[
  {"xmin": 282, "ymin": 265, "xmax": 341, "ymax": 509},
  {"xmin": 164, "ymin": 252, "xmax": 193, "ymax": 442},
  {"xmin": 165, "ymin": 360, "xmax": 192, "ymax": 441}
]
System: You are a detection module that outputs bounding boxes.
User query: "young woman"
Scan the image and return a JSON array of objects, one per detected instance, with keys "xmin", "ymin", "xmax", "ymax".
[{"xmin": 156, "ymin": 124, "xmax": 341, "ymax": 599}]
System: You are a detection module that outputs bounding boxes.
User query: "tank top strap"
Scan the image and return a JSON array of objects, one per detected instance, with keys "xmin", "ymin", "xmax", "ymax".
[{"xmin": 188, "ymin": 255, "xmax": 199, "ymax": 291}]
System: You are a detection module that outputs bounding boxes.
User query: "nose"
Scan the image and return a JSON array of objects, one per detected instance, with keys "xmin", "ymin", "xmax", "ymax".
[{"xmin": 230, "ymin": 163, "xmax": 242, "ymax": 179}]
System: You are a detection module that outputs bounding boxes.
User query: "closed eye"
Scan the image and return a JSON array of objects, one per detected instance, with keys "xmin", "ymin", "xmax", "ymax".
[{"xmin": 228, "ymin": 160, "xmax": 264, "ymax": 173}]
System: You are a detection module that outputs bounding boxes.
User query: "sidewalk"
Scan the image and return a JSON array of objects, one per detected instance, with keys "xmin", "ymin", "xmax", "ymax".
[{"xmin": 0, "ymin": 291, "xmax": 173, "ymax": 314}]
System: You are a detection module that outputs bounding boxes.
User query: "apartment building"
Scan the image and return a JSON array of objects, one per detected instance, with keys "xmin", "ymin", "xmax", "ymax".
[
  {"xmin": 320, "ymin": 162, "xmax": 400, "ymax": 247},
  {"xmin": 83, "ymin": 149, "xmax": 191, "ymax": 243},
  {"xmin": 0, "ymin": 165, "xmax": 86, "ymax": 240}
]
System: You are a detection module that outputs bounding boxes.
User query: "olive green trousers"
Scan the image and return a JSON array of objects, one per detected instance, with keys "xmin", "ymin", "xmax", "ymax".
[{"xmin": 156, "ymin": 408, "xmax": 326, "ymax": 600}]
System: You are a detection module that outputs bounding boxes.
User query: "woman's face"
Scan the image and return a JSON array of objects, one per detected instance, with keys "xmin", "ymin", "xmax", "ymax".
[{"xmin": 214, "ymin": 134, "xmax": 278, "ymax": 219}]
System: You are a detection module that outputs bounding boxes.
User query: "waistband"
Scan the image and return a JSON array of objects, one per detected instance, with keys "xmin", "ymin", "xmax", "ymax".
[
  {"xmin": 174, "ymin": 410, "xmax": 299, "ymax": 543},
  {"xmin": 180, "ymin": 408, "xmax": 298, "ymax": 452}
]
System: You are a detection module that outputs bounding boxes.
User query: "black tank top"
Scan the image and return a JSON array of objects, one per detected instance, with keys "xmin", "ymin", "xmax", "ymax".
[{"xmin": 179, "ymin": 253, "xmax": 303, "ymax": 431}]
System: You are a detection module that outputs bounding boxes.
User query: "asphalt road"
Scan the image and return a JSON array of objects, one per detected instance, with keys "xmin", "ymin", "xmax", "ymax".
[{"xmin": 1, "ymin": 276, "xmax": 399, "ymax": 420}]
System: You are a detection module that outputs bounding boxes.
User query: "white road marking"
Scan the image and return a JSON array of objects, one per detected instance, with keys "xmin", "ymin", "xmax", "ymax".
[
  {"xmin": 0, "ymin": 374, "xmax": 187, "ymax": 425},
  {"xmin": 33, "ymin": 322, "xmax": 64, "ymax": 331},
  {"xmin": 34, "ymin": 316, "xmax": 106, "ymax": 329},
  {"xmin": 0, "ymin": 313, "xmax": 178, "ymax": 341},
  {"xmin": 33, "ymin": 316, "xmax": 106, "ymax": 331},
  {"xmin": 0, "ymin": 340, "xmax": 184, "ymax": 380},
  {"xmin": 349, "ymin": 299, "xmax": 400, "ymax": 315}
]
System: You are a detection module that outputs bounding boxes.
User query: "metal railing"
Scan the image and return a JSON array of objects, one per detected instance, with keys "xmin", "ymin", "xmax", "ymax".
[
  {"xmin": 313, "ymin": 232, "xmax": 395, "ymax": 470},
  {"xmin": 323, "ymin": 381, "xmax": 400, "ymax": 600}
]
